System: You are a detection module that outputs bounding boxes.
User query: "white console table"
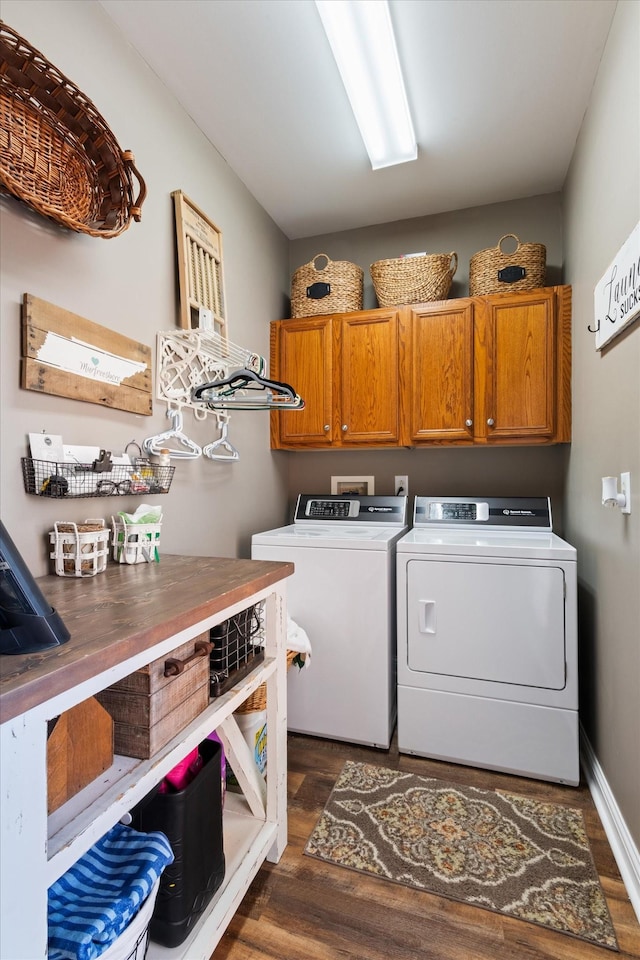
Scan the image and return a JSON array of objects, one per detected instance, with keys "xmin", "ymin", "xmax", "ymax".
[{"xmin": 0, "ymin": 555, "xmax": 293, "ymax": 960}]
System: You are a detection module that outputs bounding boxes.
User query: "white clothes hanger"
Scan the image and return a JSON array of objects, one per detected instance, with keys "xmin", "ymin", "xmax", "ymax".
[
  {"xmin": 202, "ymin": 415, "xmax": 240, "ymax": 462},
  {"xmin": 142, "ymin": 408, "xmax": 202, "ymax": 460}
]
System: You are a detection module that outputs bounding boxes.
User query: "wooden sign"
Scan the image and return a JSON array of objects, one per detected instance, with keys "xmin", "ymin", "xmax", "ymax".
[
  {"xmin": 21, "ymin": 294, "xmax": 153, "ymax": 415},
  {"xmin": 594, "ymin": 221, "xmax": 640, "ymax": 350},
  {"xmin": 172, "ymin": 190, "xmax": 228, "ymax": 336}
]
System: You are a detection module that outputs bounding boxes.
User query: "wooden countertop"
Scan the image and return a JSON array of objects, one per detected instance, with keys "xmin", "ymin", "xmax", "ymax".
[{"xmin": 0, "ymin": 555, "xmax": 293, "ymax": 724}]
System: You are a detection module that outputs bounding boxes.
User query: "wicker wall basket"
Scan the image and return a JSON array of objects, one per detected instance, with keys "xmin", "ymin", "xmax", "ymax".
[
  {"xmin": 469, "ymin": 234, "xmax": 546, "ymax": 296},
  {"xmin": 0, "ymin": 22, "xmax": 146, "ymax": 238},
  {"xmin": 291, "ymin": 253, "xmax": 363, "ymax": 318},
  {"xmin": 370, "ymin": 252, "xmax": 458, "ymax": 307}
]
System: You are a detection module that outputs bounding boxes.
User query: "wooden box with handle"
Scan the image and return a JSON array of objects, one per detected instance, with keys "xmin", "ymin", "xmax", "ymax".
[{"xmin": 96, "ymin": 633, "xmax": 212, "ymax": 759}]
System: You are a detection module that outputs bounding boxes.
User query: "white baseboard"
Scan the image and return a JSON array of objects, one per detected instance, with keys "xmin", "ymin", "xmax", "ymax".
[{"xmin": 580, "ymin": 723, "xmax": 640, "ymax": 923}]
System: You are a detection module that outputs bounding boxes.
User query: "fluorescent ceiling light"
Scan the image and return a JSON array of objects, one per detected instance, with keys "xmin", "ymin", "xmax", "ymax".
[{"xmin": 315, "ymin": 0, "xmax": 417, "ymax": 170}]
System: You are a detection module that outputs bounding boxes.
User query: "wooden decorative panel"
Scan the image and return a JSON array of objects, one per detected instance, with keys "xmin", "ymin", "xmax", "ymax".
[
  {"xmin": 172, "ymin": 190, "xmax": 227, "ymax": 335},
  {"xmin": 21, "ymin": 294, "xmax": 152, "ymax": 415}
]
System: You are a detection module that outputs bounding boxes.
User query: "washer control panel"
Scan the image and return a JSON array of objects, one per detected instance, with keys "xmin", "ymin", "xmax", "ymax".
[
  {"xmin": 295, "ymin": 494, "xmax": 408, "ymax": 525},
  {"xmin": 305, "ymin": 499, "xmax": 360, "ymax": 519}
]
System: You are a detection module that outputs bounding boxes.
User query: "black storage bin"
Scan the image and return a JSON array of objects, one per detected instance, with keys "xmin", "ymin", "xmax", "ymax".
[{"xmin": 131, "ymin": 738, "xmax": 225, "ymax": 948}]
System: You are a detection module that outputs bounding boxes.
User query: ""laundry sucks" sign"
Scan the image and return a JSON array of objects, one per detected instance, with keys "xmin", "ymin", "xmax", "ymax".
[{"xmin": 593, "ymin": 221, "xmax": 640, "ymax": 350}]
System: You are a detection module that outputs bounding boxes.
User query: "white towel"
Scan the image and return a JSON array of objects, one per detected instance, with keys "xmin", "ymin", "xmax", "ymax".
[{"xmin": 287, "ymin": 615, "xmax": 312, "ymax": 668}]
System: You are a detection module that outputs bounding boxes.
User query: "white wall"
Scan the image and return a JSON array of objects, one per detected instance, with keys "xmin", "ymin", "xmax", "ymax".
[
  {"xmin": 564, "ymin": 0, "xmax": 640, "ymax": 846},
  {"xmin": 0, "ymin": 0, "xmax": 291, "ymax": 574}
]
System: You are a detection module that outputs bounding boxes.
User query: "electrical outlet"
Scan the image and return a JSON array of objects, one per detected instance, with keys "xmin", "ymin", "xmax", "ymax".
[{"xmin": 395, "ymin": 475, "xmax": 408, "ymax": 496}]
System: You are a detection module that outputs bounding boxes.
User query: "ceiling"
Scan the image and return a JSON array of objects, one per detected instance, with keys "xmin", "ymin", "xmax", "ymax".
[{"xmin": 99, "ymin": 0, "xmax": 617, "ymax": 240}]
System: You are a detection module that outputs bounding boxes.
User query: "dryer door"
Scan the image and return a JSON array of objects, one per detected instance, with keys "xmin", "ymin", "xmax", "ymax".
[{"xmin": 406, "ymin": 558, "xmax": 566, "ymax": 689}]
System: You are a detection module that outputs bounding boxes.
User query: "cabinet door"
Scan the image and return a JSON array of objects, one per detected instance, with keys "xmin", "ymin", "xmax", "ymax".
[
  {"xmin": 339, "ymin": 309, "xmax": 400, "ymax": 445},
  {"xmin": 401, "ymin": 303, "xmax": 474, "ymax": 444},
  {"xmin": 270, "ymin": 317, "xmax": 335, "ymax": 448},
  {"xmin": 476, "ymin": 290, "xmax": 556, "ymax": 442}
]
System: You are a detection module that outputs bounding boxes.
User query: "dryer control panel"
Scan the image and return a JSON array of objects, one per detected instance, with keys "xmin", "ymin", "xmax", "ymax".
[{"xmin": 414, "ymin": 496, "xmax": 552, "ymax": 530}]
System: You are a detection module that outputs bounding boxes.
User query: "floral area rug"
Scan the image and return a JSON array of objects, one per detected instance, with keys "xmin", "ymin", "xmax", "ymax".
[{"xmin": 304, "ymin": 760, "xmax": 618, "ymax": 951}]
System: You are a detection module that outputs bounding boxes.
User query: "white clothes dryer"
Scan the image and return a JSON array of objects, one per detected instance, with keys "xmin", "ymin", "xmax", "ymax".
[
  {"xmin": 396, "ymin": 496, "xmax": 578, "ymax": 785},
  {"xmin": 252, "ymin": 494, "xmax": 408, "ymax": 749}
]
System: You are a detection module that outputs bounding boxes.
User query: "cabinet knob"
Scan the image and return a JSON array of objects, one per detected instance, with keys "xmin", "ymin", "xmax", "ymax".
[
  {"xmin": 465, "ymin": 419, "xmax": 473, "ymax": 427},
  {"xmin": 341, "ymin": 424, "xmax": 348, "ymax": 432},
  {"xmin": 487, "ymin": 418, "xmax": 495, "ymax": 427},
  {"xmin": 323, "ymin": 424, "xmax": 330, "ymax": 432}
]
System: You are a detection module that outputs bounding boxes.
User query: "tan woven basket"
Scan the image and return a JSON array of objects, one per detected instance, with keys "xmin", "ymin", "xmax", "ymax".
[
  {"xmin": 0, "ymin": 21, "xmax": 146, "ymax": 238},
  {"xmin": 469, "ymin": 234, "xmax": 546, "ymax": 296},
  {"xmin": 291, "ymin": 253, "xmax": 363, "ymax": 318},
  {"xmin": 235, "ymin": 650, "xmax": 297, "ymax": 714},
  {"xmin": 370, "ymin": 252, "xmax": 458, "ymax": 306}
]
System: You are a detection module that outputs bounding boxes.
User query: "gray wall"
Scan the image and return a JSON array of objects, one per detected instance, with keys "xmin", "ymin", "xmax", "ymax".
[
  {"xmin": 285, "ymin": 194, "xmax": 568, "ymax": 533},
  {"xmin": 563, "ymin": 0, "xmax": 640, "ymax": 847},
  {"xmin": 0, "ymin": 0, "xmax": 291, "ymax": 574}
]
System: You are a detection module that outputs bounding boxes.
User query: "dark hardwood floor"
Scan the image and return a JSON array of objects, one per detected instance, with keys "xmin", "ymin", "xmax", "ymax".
[{"xmin": 214, "ymin": 733, "xmax": 640, "ymax": 960}]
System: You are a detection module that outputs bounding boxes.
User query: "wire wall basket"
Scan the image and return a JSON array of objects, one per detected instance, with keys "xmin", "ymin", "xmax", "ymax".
[
  {"xmin": 22, "ymin": 458, "xmax": 174, "ymax": 499},
  {"xmin": 209, "ymin": 603, "xmax": 265, "ymax": 698}
]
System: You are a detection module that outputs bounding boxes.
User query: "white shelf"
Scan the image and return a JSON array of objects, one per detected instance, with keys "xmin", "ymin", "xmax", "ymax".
[
  {"xmin": 0, "ymin": 573, "xmax": 289, "ymax": 960},
  {"xmin": 46, "ymin": 657, "xmax": 277, "ymax": 885}
]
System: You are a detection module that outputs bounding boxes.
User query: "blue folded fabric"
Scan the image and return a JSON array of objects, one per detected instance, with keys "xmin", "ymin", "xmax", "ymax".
[{"xmin": 48, "ymin": 822, "xmax": 174, "ymax": 960}]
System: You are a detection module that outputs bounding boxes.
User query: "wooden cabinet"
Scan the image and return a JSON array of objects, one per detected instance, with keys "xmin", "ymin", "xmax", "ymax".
[
  {"xmin": 270, "ymin": 315, "xmax": 334, "ymax": 447},
  {"xmin": 270, "ymin": 308, "xmax": 400, "ymax": 449},
  {"xmin": 0, "ymin": 557, "xmax": 292, "ymax": 960},
  {"xmin": 401, "ymin": 286, "xmax": 571, "ymax": 445},
  {"xmin": 399, "ymin": 299, "xmax": 475, "ymax": 444},
  {"xmin": 273, "ymin": 286, "xmax": 571, "ymax": 450}
]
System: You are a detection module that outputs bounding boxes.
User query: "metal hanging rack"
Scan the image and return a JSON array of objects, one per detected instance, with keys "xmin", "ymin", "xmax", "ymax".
[
  {"xmin": 148, "ymin": 329, "xmax": 303, "ymax": 463},
  {"xmin": 156, "ymin": 329, "xmax": 303, "ymax": 413}
]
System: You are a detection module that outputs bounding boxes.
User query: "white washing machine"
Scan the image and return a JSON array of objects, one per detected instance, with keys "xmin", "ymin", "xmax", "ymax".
[
  {"xmin": 251, "ymin": 494, "xmax": 408, "ymax": 749},
  {"xmin": 396, "ymin": 496, "xmax": 579, "ymax": 785}
]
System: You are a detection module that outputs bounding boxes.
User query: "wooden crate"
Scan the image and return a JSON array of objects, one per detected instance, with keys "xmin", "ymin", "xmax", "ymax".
[
  {"xmin": 47, "ymin": 697, "xmax": 114, "ymax": 813},
  {"xmin": 95, "ymin": 633, "xmax": 211, "ymax": 759}
]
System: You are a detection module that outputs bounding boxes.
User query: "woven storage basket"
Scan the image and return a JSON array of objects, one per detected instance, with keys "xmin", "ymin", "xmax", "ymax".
[
  {"xmin": 235, "ymin": 650, "xmax": 297, "ymax": 714},
  {"xmin": 291, "ymin": 253, "xmax": 363, "ymax": 317},
  {"xmin": 0, "ymin": 21, "xmax": 146, "ymax": 238},
  {"xmin": 370, "ymin": 252, "xmax": 458, "ymax": 306},
  {"xmin": 469, "ymin": 234, "xmax": 546, "ymax": 296}
]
